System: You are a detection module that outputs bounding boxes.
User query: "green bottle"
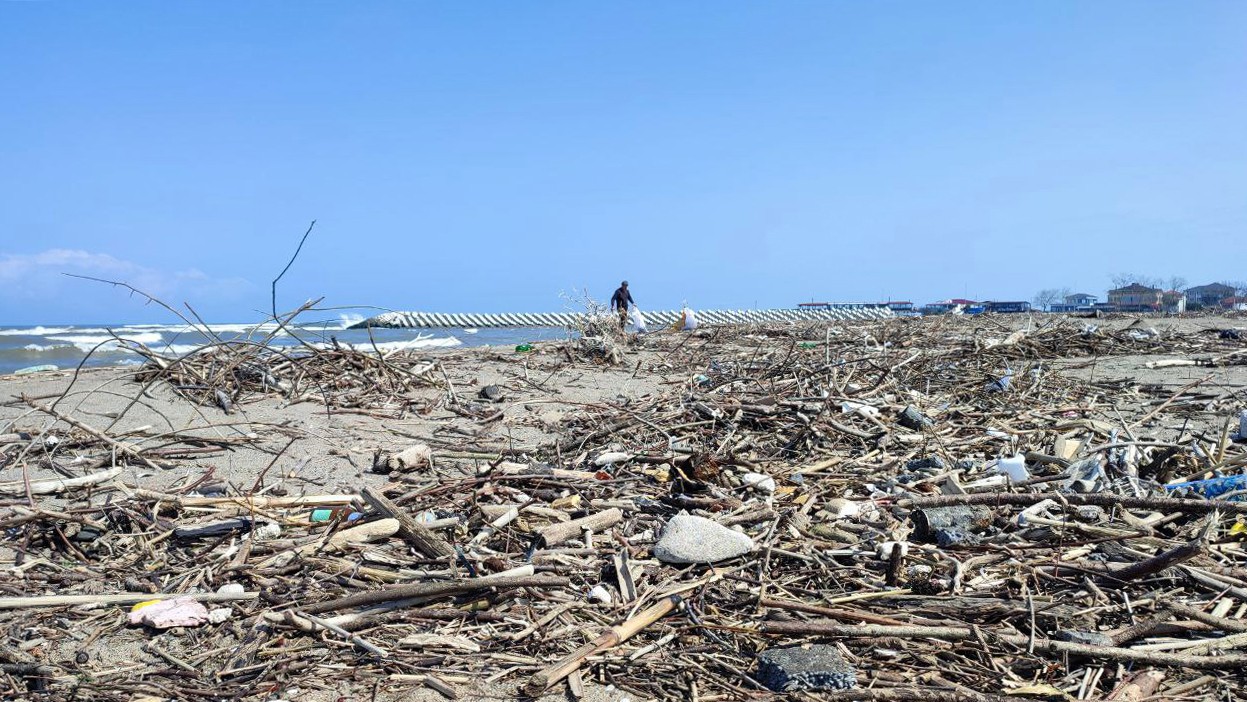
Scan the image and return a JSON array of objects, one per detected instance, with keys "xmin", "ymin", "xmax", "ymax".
[{"xmin": 515, "ymin": 343, "xmax": 533, "ymax": 353}]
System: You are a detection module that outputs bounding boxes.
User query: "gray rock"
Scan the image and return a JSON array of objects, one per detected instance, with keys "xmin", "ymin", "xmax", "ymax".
[
  {"xmin": 478, "ymin": 385, "xmax": 505, "ymax": 402},
  {"xmin": 756, "ymin": 645, "xmax": 857, "ymax": 692},
  {"xmin": 897, "ymin": 405, "xmax": 933, "ymax": 430},
  {"xmin": 653, "ymin": 514, "xmax": 753, "ymax": 564},
  {"xmin": 1055, "ymin": 630, "xmax": 1113, "ymax": 647},
  {"xmin": 911, "ymin": 505, "xmax": 991, "ymax": 543},
  {"xmin": 905, "ymin": 455, "xmax": 947, "ymax": 472}
]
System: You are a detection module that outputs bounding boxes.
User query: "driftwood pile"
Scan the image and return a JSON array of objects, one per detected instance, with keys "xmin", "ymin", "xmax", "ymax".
[{"xmin": 2, "ymin": 315, "xmax": 1247, "ymax": 700}]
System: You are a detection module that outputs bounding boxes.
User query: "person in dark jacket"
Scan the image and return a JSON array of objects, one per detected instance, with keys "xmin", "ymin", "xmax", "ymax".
[{"xmin": 610, "ymin": 281, "xmax": 634, "ymax": 331}]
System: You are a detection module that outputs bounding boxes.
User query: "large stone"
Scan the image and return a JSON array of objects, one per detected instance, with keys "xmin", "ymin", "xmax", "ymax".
[
  {"xmin": 756, "ymin": 645, "xmax": 857, "ymax": 691},
  {"xmin": 653, "ymin": 514, "xmax": 753, "ymax": 564}
]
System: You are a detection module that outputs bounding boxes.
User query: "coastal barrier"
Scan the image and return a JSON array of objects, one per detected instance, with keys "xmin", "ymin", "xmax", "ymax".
[{"xmin": 349, "ymin": 307, "xmax": 895, "ymax": 330}]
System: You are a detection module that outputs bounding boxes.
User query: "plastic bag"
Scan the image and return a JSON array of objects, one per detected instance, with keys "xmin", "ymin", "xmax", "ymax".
[
  {"xmin": 681, "ymin": 307, "xmax": 698, "ymax": 331},
  {"xmin": 630, "ymin": 306, "xmax": 647, "ymax": 333}
]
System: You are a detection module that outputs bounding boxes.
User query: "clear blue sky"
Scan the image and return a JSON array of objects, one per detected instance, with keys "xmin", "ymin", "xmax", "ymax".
[{"xmin": 2, "ymin": 2, "xmax": 1245, "ymax": 324}]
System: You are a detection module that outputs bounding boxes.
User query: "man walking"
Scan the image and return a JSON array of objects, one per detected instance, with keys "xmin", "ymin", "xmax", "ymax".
[{"xmin": 610, "ymin": 281, "xmax": 634, "ymax": 331}]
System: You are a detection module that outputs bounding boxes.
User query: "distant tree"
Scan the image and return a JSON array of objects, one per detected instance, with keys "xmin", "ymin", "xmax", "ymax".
[
  {"xmin": 1032, "ymin": 288, "xmax": 1063, "ymax": 311},
  {"xmin": 1167, "ymin": 276, "xmax": 1188, "ymax": 292},
  {"xmin": 1111, "ymin": 273, "xmax": 1162, "ymax": 289},
  {"xmin": 1222, "ymin": 281, "xmax": 1247, "ymax": 296}
]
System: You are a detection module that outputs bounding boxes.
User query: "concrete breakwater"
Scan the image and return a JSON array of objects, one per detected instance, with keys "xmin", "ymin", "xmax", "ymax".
[{"xmin": 349, "ymin": 307, "xmax": 895, "ymax": 330}]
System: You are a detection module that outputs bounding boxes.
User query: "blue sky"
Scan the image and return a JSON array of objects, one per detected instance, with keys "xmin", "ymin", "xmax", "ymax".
[{"xmin": 2, "ymin": 2, "xmax": 1245, "ymax": 324}]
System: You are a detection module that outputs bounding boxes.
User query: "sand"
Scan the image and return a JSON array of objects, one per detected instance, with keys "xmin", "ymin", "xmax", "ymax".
[
  {"xmin": 0, "ymin": 342, "xmax": 671, "ymax": 701},
  {"xmin": 2, "ymin": 313, "xmax": 1245, "ymax": 701}
]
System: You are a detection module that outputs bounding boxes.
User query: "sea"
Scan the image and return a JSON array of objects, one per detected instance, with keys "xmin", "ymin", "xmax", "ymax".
[{"xmin": 0, "ymin": 317, "xmax": 568, "ymax": 376}]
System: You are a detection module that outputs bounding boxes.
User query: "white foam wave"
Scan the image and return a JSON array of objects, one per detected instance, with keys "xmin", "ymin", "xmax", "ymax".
[
  {"xmin": 48, "ymin": 331, "xmax": 164, "ymax": 345},
  {"xmin": 22, "ymin": 343, "xmax": 75, "ymax": 352},
  {"xmin": 0, "ymin": 326, "xmax": 76, "ymax": 336},
  {"xmin": 117, "ymin": 323, "xmax": 288, "ymax": 336},
  {"xmin": 43, "ymin": 332, "xmax": 163, "ymax": 353},
  {"xmin": 351, "ymin": 337, "xmax": 463, "ymax": 353}
]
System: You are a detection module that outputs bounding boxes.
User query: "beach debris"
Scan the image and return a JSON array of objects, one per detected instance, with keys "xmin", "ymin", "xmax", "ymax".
[
  {"xmin": 741, "ymin": 471, "xmax": 776, "ymax": 493},
  {"xmin": 896, "ymin": 405, "xmax": 933, "ymax": 430},
  {"xmin": 653, "ymin": 513, "xmax": 753, "ymax": 564},
  {"xmin": 593, "ymin": 451, "xmax": 632, "ymax": 466},
  {"xmin": 478, "ymin": 384, "xmax": 505, "ymax": 402},
  {"xmin": 990, "ymin": 453, "xmax": 1030, "ymax": 482},
  {"xmin": 7, "ymin": 312, "xmax": 1247, "ymax": 701},
  {"xmin": 128, "ymin": 597, "xmax": 210, "ymax": 629},
  {"xmin": 755, "ymin": 645, "xmax": 857, "ymax": 691},
  {"xmin": 372, "ymin": 444, "xmax": 432, "ymax": 474},
  {"xmin": 1055, "ymin": 630, "xmax": 1115, "ymax": 647},
  {"xmin": 12, "ymin": 364, "xmax": 58, "ymax": 375},
  {"xmin": 910, "ymin": 505, "xmax": 992, "ymax": 543}
]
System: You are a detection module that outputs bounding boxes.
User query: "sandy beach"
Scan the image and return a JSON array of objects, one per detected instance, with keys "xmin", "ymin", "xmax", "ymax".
[{"xmin": 2, "ymin": 313, "xmax": 1247, "ymax": 700}]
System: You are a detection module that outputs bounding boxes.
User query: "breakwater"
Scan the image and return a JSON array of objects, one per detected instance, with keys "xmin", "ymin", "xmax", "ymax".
[{"xmin": 349, "ymin": 307, "xmax": 894, "ymax": 329}]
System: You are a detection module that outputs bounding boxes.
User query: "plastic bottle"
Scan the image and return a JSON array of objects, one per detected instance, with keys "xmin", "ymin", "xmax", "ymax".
[
  {"xmin": 515, "ymin": 343, "xmax": 533, "ymax": 353},
  {"xmin": 310, "ymin": 508, "xmax": 363, "ymax": 523}
]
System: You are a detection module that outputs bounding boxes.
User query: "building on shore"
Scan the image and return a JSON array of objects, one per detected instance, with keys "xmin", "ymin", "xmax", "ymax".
[
  {"xmin": 922, "ymin": 299, "xmax": 977, "ymax": 315},
  {"xmin": 1107, "ymin": 283, "xmax": 1162, "ymax": 312},
  {"xmin": 1184, "ymin": 283, "xmax": 1236, "ymax": 310},
  {"xmin": 983, "ymin": 301, "xmax": 1032, "ymax": 314},
  {"xmin": 1050, "ymin": 292, "xmax": 1098, "ymax": 313}
]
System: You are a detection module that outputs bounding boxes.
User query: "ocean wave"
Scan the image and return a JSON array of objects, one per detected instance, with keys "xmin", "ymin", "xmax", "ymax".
[
  {"xmin": 0, "ymin": 326, "xmax": 77, "ymax": 336},
  {"xmin": 341, "ymin": 337, "xmax": 463, "ymax": 353},
  {"xmin": 48, "ymin": 331, "xmax": 164, "ymax": 345},
  {"xmin": 116, "ymin": 323, "xmax": 289, "ymax": 336}
]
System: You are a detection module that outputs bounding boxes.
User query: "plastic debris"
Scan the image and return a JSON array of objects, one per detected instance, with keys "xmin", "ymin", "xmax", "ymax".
[{"xmin": 128, "ymin": 597, "xmax": 210, "ymax": 629}]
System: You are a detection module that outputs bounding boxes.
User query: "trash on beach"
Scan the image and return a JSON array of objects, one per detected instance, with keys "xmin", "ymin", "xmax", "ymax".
[
  {"xmin": 13, "ymin": 364, "xmax": 58, "ymax": 375},
  {"xmin": 128, "ymin": 597, "xmax": 211, "ymax": 629},
  {"xmin": 6, "ymin": 310, "xmax": 1247, "ymax": 701},
  {"xmin": 372, "ymin": 444, "xmax": 433, "ymax": 473}
]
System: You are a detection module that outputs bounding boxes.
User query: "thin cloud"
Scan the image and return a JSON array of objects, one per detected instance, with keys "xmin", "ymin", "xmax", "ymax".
[{"xmin": 0, "ymin": 248, "xmax": 253, "ymax": 304}]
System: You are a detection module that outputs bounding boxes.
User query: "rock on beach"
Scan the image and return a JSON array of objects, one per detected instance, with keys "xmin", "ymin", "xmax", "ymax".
[
  {"xmin": 653, "ymin": 513, "xmax": 753, "ymax": 564},
  {"xmin": 756, "ymin": 644, "xmax": 857, "ymax": 692}
]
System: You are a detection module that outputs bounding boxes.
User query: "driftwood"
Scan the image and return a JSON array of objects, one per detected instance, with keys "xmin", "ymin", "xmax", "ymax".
[
  {"xmin": 536, "ymin": 507, "xmax": 623, "ymax": 547},
  {"xmin": 524, "ymin": 595, "xmax": 682, "ymax": 695},
  {"xmin": 0, "ymin": 467, "xmax": 122, "ymax": 496},
  {"xmin": 5, "ymin": 313, "xmax": 1247, "ymax": 700},
  {"xmin": 360, "ymin": 485, "xmax": 454, "ymax": 559}
]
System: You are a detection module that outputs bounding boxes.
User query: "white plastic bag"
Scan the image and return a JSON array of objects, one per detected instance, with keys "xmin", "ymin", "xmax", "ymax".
[
  {"xmin": 630, "ymin": 306, "xmax": 647, "ymax": 333},
  {"xmin": 681, "ymin": 307, "xmax": 698, "ymax": 331}
]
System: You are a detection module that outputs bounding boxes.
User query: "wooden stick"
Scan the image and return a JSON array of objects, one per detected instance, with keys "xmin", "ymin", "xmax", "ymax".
[
  {"xmin": 523, "ymin": 594, "xmax": 681, "ymax": 696},
  {"xmin": 22, "ymin": 397, "xmax": 164, "ymax": 471},
  {"xmin": 898, "ymin": 492, "xmax": 1247, "ymax": 515},
  {"xmin": 129, "ymin": 488, "xmax": 356, "ymax": 509},
  {"xmin": 1168, "ymin": 602, "xmax": 1247, "ymax": 633},
  {"xmin": 296, "ymin": 518, "xmax": 399, "ymax": 555},
  {"xmin": 1104, "ymin": 538, "xmax": 1204, "ymax": 582},
  {"xmin": 0, "ymin": 591, "xmax": 257, "ymax": 610},
  {"xmin": 1106, "ymin": 669, "xmax": 1165, "ymax": 701},
  {"xmin": 0, "ymin": 467, "xmax": 122, "ymax": 496},
  {"xmin": 301, "ymin": 573, "xmax": 569, "ymax": 615},
  {"xmin": 759, "ymin": 597, "xmax": 915, "ymax": 627},
  {"xmin": 761, "ymin": 620, "xmax": 1247, "ymax": 669},
  {"xmin": 537, "ymin": 508, "xmax": 623, "ymax": 547},
  {"xmin": 361, "ymin": 485, "xmax": 454, "ymax": 559}
]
